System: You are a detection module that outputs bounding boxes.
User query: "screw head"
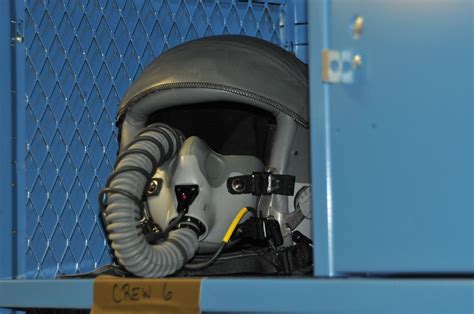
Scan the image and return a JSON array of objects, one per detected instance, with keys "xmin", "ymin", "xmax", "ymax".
[
  {"xmin": 353, "ymin": 54, "xmax": 362, "ymax": 68},
  {"xmin": 147, "ymin": 178, "xmax": 162, "ymax": 196},
  {"xmin": 352, "ymin": 16, "xmax": 364, "ymax": 39},
  {"xmin": 13, "ymin": 35, "xmax": 24, "ymax": 44},
  {"xmin": 231, "ymin": 178, "xmax": 245, "ymax": 193}
]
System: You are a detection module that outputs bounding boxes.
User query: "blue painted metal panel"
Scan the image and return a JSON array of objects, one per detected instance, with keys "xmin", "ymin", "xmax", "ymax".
[
  {"xmin": 13, "ymin": 0, "xmax": 27, "ymax": 281},
  {"xmin": 322, "ymin": 0, "xmax": 474, "ymax": 273},
  {"xmin": 0, "ymin": 280, "xmax": 94, "ymax": 309},
  {"xmin": 284, "ymin": 0, "xmax": 308, "ymax": 62},
  {"xmin": 201, "ymin": 278, "xmax": 474, "ymax": 313},
  {"xmin": 309, "ymin": 0, "xmax": 335, "ymax": 277},
  {"xmin": 0, "ymin": 0, "xmax": 15, "ymax": 285},
  {"xmin": 3, "ymin": 279, "xmax": 473, "ymax": 312},
  {"xmin": 0, "ymin": 5, "xmax": 26, "ymax": 314},
  {"xmin": 0, "ymin": 0, "xmax": 27, "ymax": 287},
  {"xmin": 292, "ymin": 0, "xmax": 307, "ymax": 24},
  {"xmin": 295, "ymin": 24, "xmax": 307, "ymax": 45}
]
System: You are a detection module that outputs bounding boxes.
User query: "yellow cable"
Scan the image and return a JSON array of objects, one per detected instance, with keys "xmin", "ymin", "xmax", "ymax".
[{"xmin": 222, "ymin": 207, "xmax": 249, "ymax": 244}]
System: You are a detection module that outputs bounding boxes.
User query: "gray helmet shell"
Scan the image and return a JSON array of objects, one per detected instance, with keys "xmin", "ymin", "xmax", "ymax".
[{"xmin": 116, "ymin": 35, "xmax": 309, "ymax": 183}]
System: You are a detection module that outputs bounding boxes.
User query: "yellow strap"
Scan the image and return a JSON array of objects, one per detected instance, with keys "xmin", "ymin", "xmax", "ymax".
[{"xmin": 222, "ymin": 207, "xmax": 249, "ymax": 243}]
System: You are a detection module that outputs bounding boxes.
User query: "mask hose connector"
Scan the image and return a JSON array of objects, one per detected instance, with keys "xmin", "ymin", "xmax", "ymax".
[
  {"xmin": 100, "ymin": 123, "xmax": 199, "ymax": 277},
  {"xmin": 184, "ymin": 207, "xmax": 250, "ymax": 270}
]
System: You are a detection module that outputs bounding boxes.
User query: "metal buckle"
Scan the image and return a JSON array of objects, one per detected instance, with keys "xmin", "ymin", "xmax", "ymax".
[{"xmin": 227, "ymin": 172, "xmax": 295, "ymax": 196}]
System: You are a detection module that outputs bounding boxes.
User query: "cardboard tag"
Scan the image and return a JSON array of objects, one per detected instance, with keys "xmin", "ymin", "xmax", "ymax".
[{"xmin": 91, "ymin": 275, "xmax": 201, "ymax": 314}]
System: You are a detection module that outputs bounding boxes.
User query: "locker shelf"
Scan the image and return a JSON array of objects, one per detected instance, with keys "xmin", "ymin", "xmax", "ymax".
[{"xmin": 0, "ymin": 279, "xmax": 472, "ymax": 313}]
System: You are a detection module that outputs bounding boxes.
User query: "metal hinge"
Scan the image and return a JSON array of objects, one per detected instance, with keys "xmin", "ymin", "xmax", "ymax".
[{"xmin": 11, "ymin": 19, "xmax": 24, "ymax": 45}]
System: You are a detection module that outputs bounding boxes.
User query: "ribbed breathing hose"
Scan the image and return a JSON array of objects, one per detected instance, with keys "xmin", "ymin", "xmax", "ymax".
[{"xmin": 100, "ymin": 123, "xmax": 199, "ymax": 277}]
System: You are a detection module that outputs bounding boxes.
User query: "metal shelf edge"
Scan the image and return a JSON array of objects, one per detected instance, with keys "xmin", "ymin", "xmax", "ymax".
[
  {"xmin": 201, "ymin": 278, "xmax": 474, "ymax": 313},
  {"xmin": 0, "ymin": 279, "xmax": 94, "ymax": 309},
  {"xmin": 1, "ymin": 278, "xmax": 473, "ymax": 312}
]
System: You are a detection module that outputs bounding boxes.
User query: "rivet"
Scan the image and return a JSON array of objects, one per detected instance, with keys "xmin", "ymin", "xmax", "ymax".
[
  {"xmin": 14, "ymin": 35, "xmax": 24, "ymax": 44},
  {"xmin": 352, "ymin": 16, "xmax": 364, "ymax": 39},
  {"xmin": 353, "ymin": 54, "xmax": 362, "ymax": 68}
]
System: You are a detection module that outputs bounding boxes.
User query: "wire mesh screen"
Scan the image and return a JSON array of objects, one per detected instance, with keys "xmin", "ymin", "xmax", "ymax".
[{"xmin": 24, "ymin": 0, "xmax": 286, "ymax": 278}]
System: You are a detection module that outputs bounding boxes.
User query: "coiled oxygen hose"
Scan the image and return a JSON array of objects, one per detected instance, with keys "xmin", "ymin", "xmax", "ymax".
[{"xmin": 100, "ymin": 123, "xmax": 199, "ymax": 277}]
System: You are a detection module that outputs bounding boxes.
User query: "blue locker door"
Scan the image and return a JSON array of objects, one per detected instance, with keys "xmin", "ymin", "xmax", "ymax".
[{"xmin": 323, "ymin": 0, "xmax": 473, "ymax": 273}]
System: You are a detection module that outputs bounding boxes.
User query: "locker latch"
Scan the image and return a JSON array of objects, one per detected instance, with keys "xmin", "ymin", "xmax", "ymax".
[{"xmin": 322, "ymin": 49, "xmax": 361, "ymax": 84}]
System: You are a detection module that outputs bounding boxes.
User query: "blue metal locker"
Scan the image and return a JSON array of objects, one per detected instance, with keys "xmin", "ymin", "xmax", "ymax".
[
  {"xmin": 1, "ymin": 0, "xmax": 473, "ymax": 313},
  {"xmin": 311, "ymin": 0, "xmax": 474, "ymax": 276}
]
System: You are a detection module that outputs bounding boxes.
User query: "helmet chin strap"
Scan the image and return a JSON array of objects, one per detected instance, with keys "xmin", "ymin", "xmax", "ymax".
[{"xmin": 258, "ymin": 114, "xmax": 297, "ymax": 246}]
